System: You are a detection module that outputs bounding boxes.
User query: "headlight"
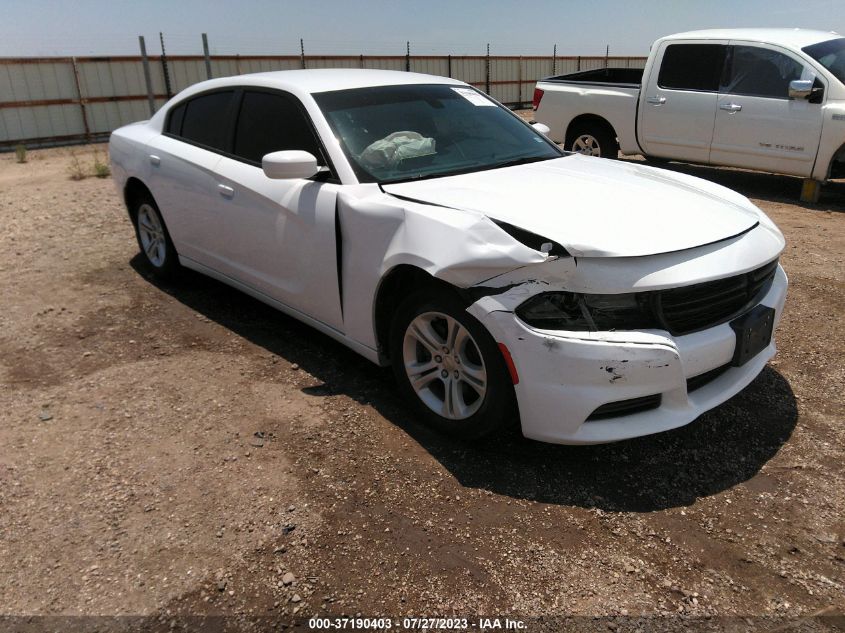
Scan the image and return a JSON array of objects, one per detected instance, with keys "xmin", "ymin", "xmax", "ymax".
[{"xmin": 515, "ymin": 292, "xmax": 655, "ymax": 331}]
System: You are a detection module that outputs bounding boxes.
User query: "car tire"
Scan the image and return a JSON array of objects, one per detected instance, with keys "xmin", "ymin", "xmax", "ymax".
[
  {"xmin": 390, "ymin": 288, "xmax": 517, "ymax": 441},
  {"xmin": 566, "ymin": 122, "xmax": 619, "ymax": 159},
  {"xmin": 130, "ymin": 192, "xmax": 180, "ymax": 279}
]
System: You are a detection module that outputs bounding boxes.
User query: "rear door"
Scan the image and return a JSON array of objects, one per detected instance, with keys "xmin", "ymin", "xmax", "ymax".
[
  {"xmin": 212, "ymin": 89, "xmax": 344, "ymax": 331},
  {"xmin": 145, "ymin": 90, "xmax": 236, "ymax": 266},
  {"xmin": 710, "ymin": 43, "xmax": 825, "ymax": 177},
  {"xmin": 638, "ymin": 41, "xmax": 728, "ymax": 162}
]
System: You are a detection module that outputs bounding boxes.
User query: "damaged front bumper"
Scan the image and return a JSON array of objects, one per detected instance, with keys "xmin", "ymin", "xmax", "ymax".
[{"xmin": 470, "ymin": 265, "xmax": 788, "ymax": 444}]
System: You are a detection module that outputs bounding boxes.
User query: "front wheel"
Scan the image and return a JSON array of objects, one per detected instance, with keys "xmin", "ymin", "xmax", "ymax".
[
  {"xmin": 390, "ymin": 289, "xmax": 517, "ymax": 441},
  {"xmin": 566, "ymin": 123, "xmax": 619, "ymax": 159}
]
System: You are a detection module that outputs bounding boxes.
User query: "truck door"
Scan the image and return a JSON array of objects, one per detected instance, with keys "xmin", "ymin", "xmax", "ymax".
[
  {"xmin": 638, "ymin": 41, "xmax": 728, "ymax": 163},
  {"xmin": 710, "ymin": 43, "xmax": 825, "ymax": 177}
]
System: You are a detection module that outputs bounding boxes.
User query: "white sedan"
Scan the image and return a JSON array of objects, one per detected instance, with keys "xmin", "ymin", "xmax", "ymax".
[{"xmin": 109, "ymin": 69, "xmax": 788, "ymax": 445}]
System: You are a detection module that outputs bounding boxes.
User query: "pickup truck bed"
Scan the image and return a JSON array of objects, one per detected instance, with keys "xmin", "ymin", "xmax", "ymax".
[
  {"xmin": 541, "ymin": 67, "xmax": 644, "ymax": 88},
  {"xmin": 534, "ymin": 68, "xmax": 643, "ymax": 159}
]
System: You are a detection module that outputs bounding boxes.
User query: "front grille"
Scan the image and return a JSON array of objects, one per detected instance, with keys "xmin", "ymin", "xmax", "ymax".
[
  {"xmin": 653, "ymin": 259, "xmax": 778, "ymax": 335},
  {"xmin": 586, "ymin": 394, "xmax": 662, "ymax": 421},
  {"xmin": 686, "ymin": 363, "xmax": 731, "ymax": 393}
]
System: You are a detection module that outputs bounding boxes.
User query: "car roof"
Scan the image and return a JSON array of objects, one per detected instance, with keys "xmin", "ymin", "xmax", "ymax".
[
  {"xmin": 659, "ymin": 28, "xmax": 841, "ymax": 49},
  {"xmin": 181, "ymin": 69, "xmax": 465, "ymax": 96}
]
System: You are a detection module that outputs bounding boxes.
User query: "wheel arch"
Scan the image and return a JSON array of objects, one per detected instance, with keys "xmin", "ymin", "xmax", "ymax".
[
  {"xmin": 565, "ymin": 113, "xmax": 618, "ymax": 146},
  {"xmin": 123, "ymin": 177, "xmax": 154, "ymax": 220},
  {"xmin": 372, "ymin": 264, "xmax": 460, "ymax": 361},
  {"xmin": 826, "ymin": 141, "xmax": 845, "ymax": 180}
]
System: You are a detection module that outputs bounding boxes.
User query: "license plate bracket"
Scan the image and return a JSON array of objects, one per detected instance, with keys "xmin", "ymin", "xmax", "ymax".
[{"xmin": 730, "ymin": 305, "xmax": 775, "ymax": 367}]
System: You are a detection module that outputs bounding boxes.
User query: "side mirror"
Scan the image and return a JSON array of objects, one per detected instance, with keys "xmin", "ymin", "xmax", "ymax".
[
  {"xmin": 788, "ymin": 79, "xmax": 814, "ymax": 100},
  {"xmin": 262, "ymin": 150, "xmax": 319, "ymax": 179},
  {"xmin": 532, "ymin": 122, "xmax": 551, "ymax": 135}
]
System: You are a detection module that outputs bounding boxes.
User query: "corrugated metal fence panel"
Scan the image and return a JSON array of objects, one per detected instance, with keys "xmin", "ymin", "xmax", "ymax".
[
  {"xmin": 409, "ymin": 57, "xmax": 450, "ymax": 77},
  {"xmin": 0, "ymin": 60, "xmax": 78, "ymax": 101},
  {"xmin": 0, "ymin": 54, "xmax": 646, "ymax": 146},
  {"xmin": 450, "ymin": 57, "xmax": 487, "ymax": 86},
  {"xmin": 362, "ymin": 57, "xmax": 406, "ymax": 72},
  {"xmin": 0, "ymin": 104, "xmax": 86, "ymax": 142}
]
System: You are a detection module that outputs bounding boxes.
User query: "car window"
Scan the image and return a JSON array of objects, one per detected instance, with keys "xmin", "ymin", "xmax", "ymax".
[
  {"xmin": 723, "ymin": 45, "xmax": 805, "ymax": 99},
  {"xmin": 233, "ymin": 91, "xmax": 322, "ymax": 164},
  {"xmin": 167, "ymin": 102, "xmax": 186, "ymax": 136},
  {"xmin": 658, "ymin": 44, "xmax": 727, "ymax": 92},
  {"xmin": 179, "ymin": 91, "xmax": 235, "ymax": 151}
]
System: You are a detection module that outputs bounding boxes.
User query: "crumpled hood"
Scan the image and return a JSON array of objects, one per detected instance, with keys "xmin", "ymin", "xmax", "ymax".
[{"xmin": 383, "ymin": 155, "xmax": 762, "ymax": 257}]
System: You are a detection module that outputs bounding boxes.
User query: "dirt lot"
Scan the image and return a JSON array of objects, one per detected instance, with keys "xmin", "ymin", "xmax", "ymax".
[{"xmin": 1, "ymin": 142, "xmax": 843, "ymax": 632}]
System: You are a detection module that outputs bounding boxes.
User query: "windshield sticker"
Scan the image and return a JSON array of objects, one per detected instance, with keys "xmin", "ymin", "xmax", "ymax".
[{"xmin": 451, "ymin": 87, "xmax": 496, "ymax": 106}]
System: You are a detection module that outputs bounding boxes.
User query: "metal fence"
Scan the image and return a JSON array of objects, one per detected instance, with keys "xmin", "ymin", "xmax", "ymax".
[{"xmin": 0, "ymin": 52, "xmax": 647, "ymax": 149}]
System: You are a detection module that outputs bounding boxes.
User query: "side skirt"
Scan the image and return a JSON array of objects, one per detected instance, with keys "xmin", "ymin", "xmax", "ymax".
[{"xmin": 178, "ymin": 255, "xmax": 383, "ymax": 365}]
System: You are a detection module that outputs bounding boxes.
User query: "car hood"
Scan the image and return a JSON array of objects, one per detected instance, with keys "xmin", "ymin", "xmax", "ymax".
[{"xmin": 382, "ymin": 155, "xmax": 762, "ymax": 257}]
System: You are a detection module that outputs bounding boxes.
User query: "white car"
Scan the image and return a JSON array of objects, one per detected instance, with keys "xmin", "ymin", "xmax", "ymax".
[
  {"xmin": 109, "ymin": 69, "xmax": 788, "ymax": 445},
  {"xmin": 534, "ymin": 28, "xmax": 845, "ymax": 183}
]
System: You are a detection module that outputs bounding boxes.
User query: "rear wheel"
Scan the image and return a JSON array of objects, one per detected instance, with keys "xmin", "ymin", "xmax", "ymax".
[
  {"xmin": 390, "ymin": 289, "xmax": 516, "ymax": 441},
  {"xmin": 566, "ymin": 122, "xmax": 619, "ymax": 159},
  {"xmin": 130, "ymin": 193, "xmax": 179, "ymax": 279}
]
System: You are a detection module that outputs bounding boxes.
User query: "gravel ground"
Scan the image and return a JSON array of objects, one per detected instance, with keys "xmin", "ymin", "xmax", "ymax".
[{"xmin": 0, "ymin": 141, "xmax": 843, "ymax": 632}]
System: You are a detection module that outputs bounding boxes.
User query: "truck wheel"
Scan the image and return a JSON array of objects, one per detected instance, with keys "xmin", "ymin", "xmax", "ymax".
[{"xmin": 566, "ymin": 123, "xmax": 619, "ymax": 159}]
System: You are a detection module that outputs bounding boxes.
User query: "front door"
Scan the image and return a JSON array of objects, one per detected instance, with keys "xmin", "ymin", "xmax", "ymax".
[
  {"xmin": 212, "ymin": 89, "xmax": 344, "ymax": 331},
  {"xmin": 710, "ymin": 43, "xmax": 825, "ymax": 177}
]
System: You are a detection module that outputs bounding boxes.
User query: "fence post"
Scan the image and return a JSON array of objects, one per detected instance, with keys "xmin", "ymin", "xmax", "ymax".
[
  {"xmin": 605, "ymin": 44, "xmax": 609, "ymax": 68},
  {"xmin": 552, "ymin": 44, "xmax": 557, "ymax": 75},
  {"xmin": 517, "ymin": 56, "xmax": 523, "ymax": 106},
  {"xmin": 577, "ymin": 55, "xmax": 581, "ymax": 71},
  {"xmin": 159, "ymin": 32, "xmax": 172, "ymax": 98},
  {"xmin": 70, "ymin": 56, "xmax": 91, "ymax": 143},
  {"xmin": 447, "ymin": 54, "xmax": 452, "ymax": 78},
  {"xmin": 360, "ymin": 54, "xmax": 364, "ymax": 68},
  {"xmin": 405, "ymin": 41, "xmax": 410, "ymax": 72},
  {"xmin": 202, "ymin": 33, "xmax": 212, "ymax": 79},
  {"xmin": 139, "ymin": 35, "xmax": 156, "ymax": 116},
  {"xmin": 300, "ymin": 38, "xmax": 306, "ymax": 69},
  {"xmin": 485, "ymin": 43, "xmax": 490, "ymax": 94}
]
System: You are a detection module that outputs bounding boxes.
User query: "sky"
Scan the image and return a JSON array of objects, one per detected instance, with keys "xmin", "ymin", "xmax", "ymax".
[{"xmin": 2, "ymin": 0, "xmax": 843, "ymax": 58}]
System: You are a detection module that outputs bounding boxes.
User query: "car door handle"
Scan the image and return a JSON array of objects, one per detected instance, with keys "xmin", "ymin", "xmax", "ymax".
[
  {"xmin": 646, "ymin": 96, "xmax": 666, "ymax": 105},
  {"xmin": 217, "ymin": 184, "xmax": 235, "ymax": 199},
  {"xmin": 149, "ymin": 154, "xmax": 160, "ymax": 166},
  {"xmin": 719, "ymin": 103, "xmax": 742, "ymax": 113}
]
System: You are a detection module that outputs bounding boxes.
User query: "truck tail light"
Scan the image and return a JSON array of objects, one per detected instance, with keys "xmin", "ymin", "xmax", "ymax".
[{"xmin": 532, "ymin": 88, "xmax": 544, "ymax": 110}]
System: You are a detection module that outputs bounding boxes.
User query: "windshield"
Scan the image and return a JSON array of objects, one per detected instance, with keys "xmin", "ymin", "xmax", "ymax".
[
  {"xmin": 313, "ymin": 84, "xmax": 562, "ymax": 184},
  {"xmin": 803, "ymin": 37, "xmax": 845, "ymax": 85}
]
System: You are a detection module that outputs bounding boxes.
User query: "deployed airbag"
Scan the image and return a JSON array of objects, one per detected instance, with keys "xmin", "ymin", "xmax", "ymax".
[{"xmin": 359, "ymin": 131, "xmax": 436, "ymax": 169}]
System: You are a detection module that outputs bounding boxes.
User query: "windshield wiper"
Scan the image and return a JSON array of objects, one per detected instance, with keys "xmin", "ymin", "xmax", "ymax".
[
  {"xmin": 382, "ymin": 155, "xmax": 556, "ymax": 185},
  {"xmin": 488, "ymin": 155, "xmax": 555, "ymax": 170}
]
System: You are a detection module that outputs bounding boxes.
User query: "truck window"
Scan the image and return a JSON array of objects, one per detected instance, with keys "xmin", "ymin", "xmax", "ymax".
[
  {"xmin": 723, "ymin": 46, "xmax": 805, "ymax": 99},
  {"xmin": 658, "ymin": 44, "xmax": 727, "ymax": 92}
]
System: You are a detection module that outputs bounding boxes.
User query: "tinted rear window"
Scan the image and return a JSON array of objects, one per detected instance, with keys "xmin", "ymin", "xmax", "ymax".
[
  {"xmin": 167, "ymin": 102, "xmax": 185, "ymax": 135},
  {"xmin": 180, "ymin": 91, "xmax": 234, "ymax": 151},
  {"xmin": 658, "ymin": 44, "xmax": 727, "ymax": 92}
]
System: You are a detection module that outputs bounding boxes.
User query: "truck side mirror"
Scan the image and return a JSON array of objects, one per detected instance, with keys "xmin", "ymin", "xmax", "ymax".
[{"xmin": 788, "ymin": 79, "xmax": 813, "ymax": 100}]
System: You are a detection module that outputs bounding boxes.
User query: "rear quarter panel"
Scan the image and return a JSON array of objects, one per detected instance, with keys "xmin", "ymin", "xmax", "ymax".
[
  {"xmin": 109, "ymin": 121, "xmax": 159, "ymax": 205},
  {"xmin": 534, "ymin": 81, "xmax": 641, "ymax": 153}
]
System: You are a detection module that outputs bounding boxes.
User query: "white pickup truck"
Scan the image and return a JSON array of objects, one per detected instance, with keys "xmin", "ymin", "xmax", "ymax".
[{"xmin": 533, "ymin": 28, "xmax": 845, "ymax": 184}]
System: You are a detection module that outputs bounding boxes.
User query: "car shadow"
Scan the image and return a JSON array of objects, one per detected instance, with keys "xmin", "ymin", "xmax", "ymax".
[
  {"xmin": 623, "ymin": 155, "xmax": 845, "ymax": 211},
  {"xmin": 131, "ymin": 257, "xmax": 798, "ymax": 513}
]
